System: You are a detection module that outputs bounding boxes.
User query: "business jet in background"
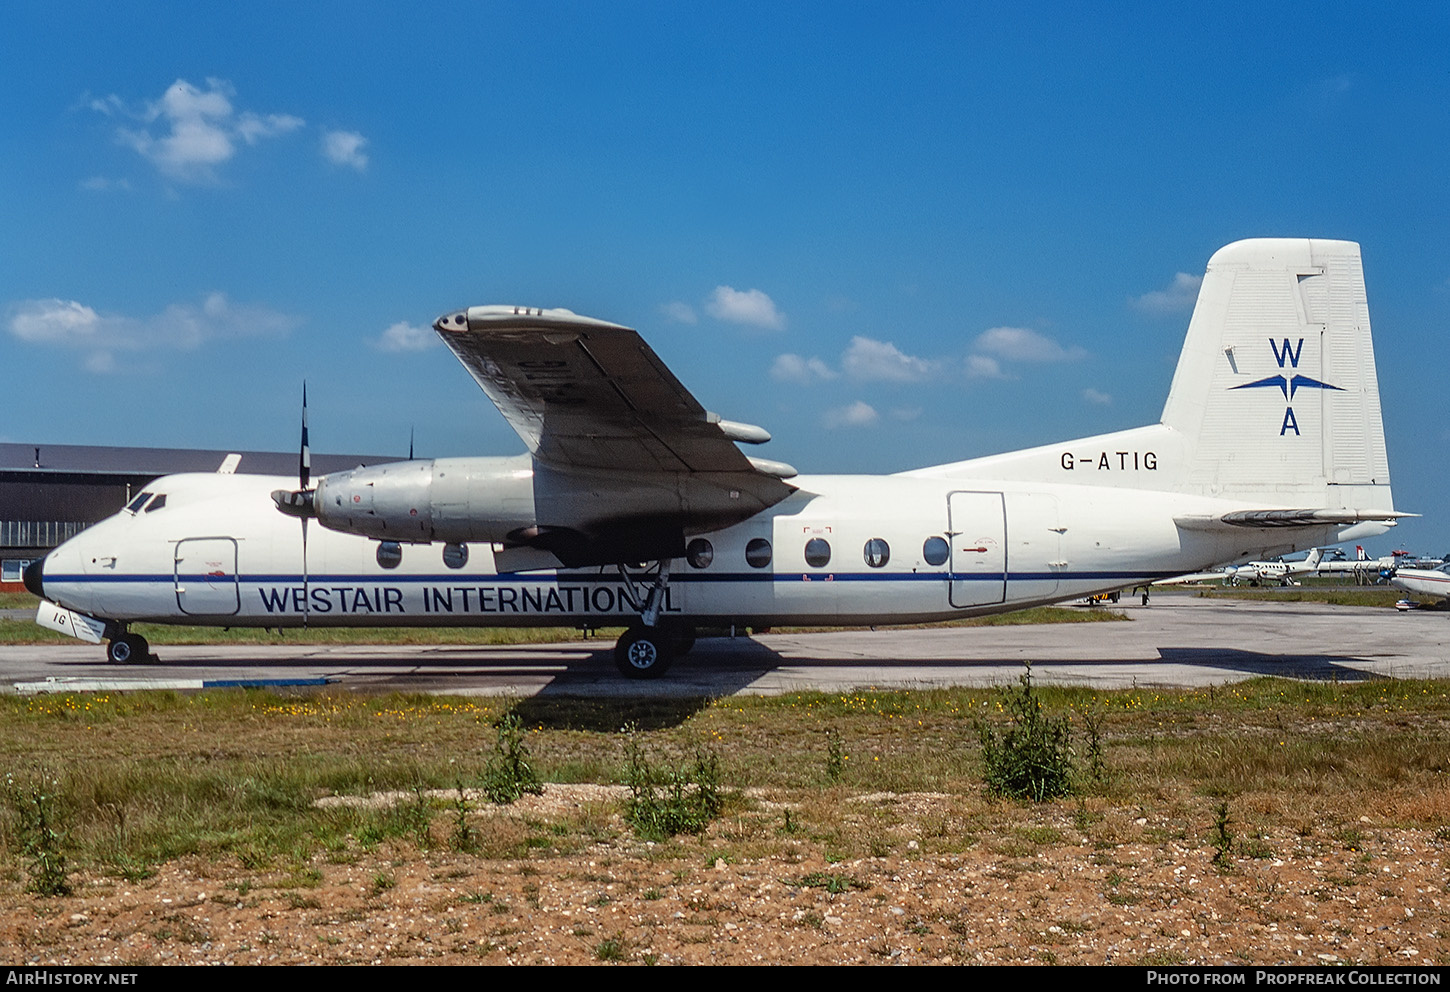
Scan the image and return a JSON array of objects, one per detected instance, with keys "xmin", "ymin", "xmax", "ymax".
[{"xmin": 26, "ymin": 239, "xmax": 1408, "ymax": 676}]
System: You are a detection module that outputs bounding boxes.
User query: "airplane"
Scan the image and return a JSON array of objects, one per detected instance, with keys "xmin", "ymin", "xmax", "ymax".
[
  {"xmin": 1224, "ymin": 547, "xmax": 1325, "ymax": 586},
  {"xmin": 24, "ymin": 238, "xmax": 1409, "ymax": 677},
  {"xmin": 1389, "ymin": 563, "xmax": 1450, "ymax": 606}
]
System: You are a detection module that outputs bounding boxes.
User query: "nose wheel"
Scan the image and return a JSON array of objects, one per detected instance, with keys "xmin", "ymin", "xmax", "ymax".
[{"xmin": 106, "ymin": 633, "xmax": 150, "ymax": 665}]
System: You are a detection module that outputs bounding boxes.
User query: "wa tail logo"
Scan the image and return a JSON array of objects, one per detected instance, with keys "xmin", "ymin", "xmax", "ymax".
[{"xmin": 1232, "ymin": 337, "xmax": 1342, "ymax": 436}]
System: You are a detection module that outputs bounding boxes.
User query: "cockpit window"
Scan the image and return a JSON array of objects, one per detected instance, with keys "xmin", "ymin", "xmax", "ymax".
[
  {"xmin": 143, "ymin": 493, "xmax": 167, "ymax": 513},
  {"xmin": 126, "ymin": 492, "xmax": 152, "ymax": 513}
]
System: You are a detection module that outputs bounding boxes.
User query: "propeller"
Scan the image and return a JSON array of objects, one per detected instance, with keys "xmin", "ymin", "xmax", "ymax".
[
  {"xmin": 269, "ymin": 384, "xmax": 315, "ymax": 627},
  {"xmin": 271, "ymin": 382, "xmax": 316, "ymax": 518}
]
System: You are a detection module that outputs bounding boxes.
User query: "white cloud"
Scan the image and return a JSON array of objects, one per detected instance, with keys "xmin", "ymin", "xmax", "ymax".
[
  {"xmin": 965, "ymin": 354, "xmax": 1008, "ymax": 379},
  {"xmin": 79, "ymin": 176, "xmax": 131, "ymax": 192},
  {"xmin": 1131, "ymin": 272, "xmax": 1202, "ymax": 315},
  {"xmin": 973, "ymin": 326, "xmax": 1086, "ymax": 363},
  {"xmin": 1082, "ymin": 387, "xmax": 1113, "ymax": 405},
  {"xmin": 770, "ymin": 353, "xmax": 837, "ymax": 385},
  {"xmin": 375, "ymin": 321, "xmax": 436, "ymax": 352},
  {"xmin": 659, "ymin": 301, "xmax": 697, "ymax": 324},
  {"xmin": 9, "ymin": 300, "xmax": 102, "ymax": 344},
  {"xmin": 8, "ymin": 294, "xmax": 296, "ymax": 372},
  {"xmin": 104, "ymin": 78, "xmax": 304, "ymax": 182},
  {"xmin": 321, "ymin": 129, "xmax": 368, "ymax": 170},
  {"xmin": 842, "ymin": 335, "xmax": 935, "ymax": 382},
  {"xmin": 822, "ymin": 400, "xmax": 879, "ymax": 429},
  {"xmin": 706, "ymin": 286, "xmax": 785, "ymax": 330}
]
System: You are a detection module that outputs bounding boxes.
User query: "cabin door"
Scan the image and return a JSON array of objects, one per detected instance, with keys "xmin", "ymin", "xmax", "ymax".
[
  {"xmin": 948, "ymin": 491, "xmax": 1006, "ymax": 608},
  {"xmin": 174, "ymin": 537, "xmax": 240, "ymax": 616}
]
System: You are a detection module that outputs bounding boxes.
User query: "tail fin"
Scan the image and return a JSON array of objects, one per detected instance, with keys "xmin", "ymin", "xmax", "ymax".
[
  {"xmin": 1161, "ymin": 238, "xmax": 1391, "ymax": 511},
  {"xmin": 1304, "ymin": 547, "xmax": 1323, "ymax": 569}
]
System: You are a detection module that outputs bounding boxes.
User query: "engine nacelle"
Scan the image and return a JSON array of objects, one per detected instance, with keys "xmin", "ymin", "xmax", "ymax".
[{"xmin": 314, "ymin": 455, "xmax": 537, "ymax": 543}]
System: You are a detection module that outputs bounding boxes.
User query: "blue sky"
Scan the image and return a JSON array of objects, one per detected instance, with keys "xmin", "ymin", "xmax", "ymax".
[{"xmin": 4, "ymin": 3, "xmax": 1448, "ymax": 554}]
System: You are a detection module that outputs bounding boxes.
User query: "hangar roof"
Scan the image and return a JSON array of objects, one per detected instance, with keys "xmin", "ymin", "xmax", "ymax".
[{"xmin": 0, "ymin": 443, "xmax": 398, "ymax": 478}]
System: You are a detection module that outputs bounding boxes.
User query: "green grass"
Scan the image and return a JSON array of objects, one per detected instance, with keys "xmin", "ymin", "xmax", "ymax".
[
  {"xmin": 0, "ymin": 677, "xmax": 1447, "ymax": 884},
  {"xmin": 1190, "ymin": 584, "xmax": 1427, "ymax": 608}
]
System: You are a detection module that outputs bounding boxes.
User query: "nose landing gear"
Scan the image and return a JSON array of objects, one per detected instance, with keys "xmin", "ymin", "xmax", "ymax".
[{"xmin": 106, "ymin": 632, "xmax": 151, "ymax": 665}]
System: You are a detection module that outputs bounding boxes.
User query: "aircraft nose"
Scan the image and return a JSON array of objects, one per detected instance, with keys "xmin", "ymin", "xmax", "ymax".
[{"xmin": 22, "ymin": 557, "xmax": 44, "ymax": 599}]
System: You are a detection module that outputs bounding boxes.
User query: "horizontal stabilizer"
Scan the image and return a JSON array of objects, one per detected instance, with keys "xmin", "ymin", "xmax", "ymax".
[{"xmin": 1175, "ymin": 508, "xmax": 1415, "ymax": 532}]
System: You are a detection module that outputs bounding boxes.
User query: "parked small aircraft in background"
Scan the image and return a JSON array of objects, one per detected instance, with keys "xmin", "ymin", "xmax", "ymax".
[
  {"xmin": 1389, "ymin": 563, "xmax": 1450, "ymax": 608},
  {"xmin": 26, "ymin": 239, "xmax": 1408, "ymax": 676},
  {"xmin": 1224, "ymin": 548, "xmax": 1325, "ymax": 586}
]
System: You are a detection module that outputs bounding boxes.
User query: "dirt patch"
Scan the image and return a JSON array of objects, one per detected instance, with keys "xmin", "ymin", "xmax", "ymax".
[{"xmin": 2, "ymin": 789, "xmax": 1445, "ymax": 966}]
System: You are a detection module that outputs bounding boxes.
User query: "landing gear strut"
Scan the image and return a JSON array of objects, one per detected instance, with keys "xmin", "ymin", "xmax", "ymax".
[
  {"xmin": 106, "ymin": 632, "xmax": 150, "ymax": 664},
  {"xmin": 611, "ymin": 560, "xmax": 684, "ymax": 678}
]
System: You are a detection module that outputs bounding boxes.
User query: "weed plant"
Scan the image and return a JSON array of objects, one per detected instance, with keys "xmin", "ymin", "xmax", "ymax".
[
  {"xmin": 1211, "ymin": 800, "xmax": 1234, "ymax": 868},
  {"xmin": 622, "ymin": 730, "xmax": 722, "ymax": 840},
  {"xmin": 824, "ymin": 728, "xmax": 845, "ymax": 782},
  {"xmin": 979, "ymin": 664, "xmax": 1076, "ymax": 802},
  {"xmin": 5, "ymin": 771, "xmax": 71, "ymax": 896},
  {"xmin": 481, "ymin": 713, "xmax": 544, "ymax": 805}
]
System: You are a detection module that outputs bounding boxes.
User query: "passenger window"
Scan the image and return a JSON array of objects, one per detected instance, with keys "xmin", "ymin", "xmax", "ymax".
[
  {"xmin": 376, "ymin": 541, "xmax": 403, "ymax": 569},
  {"xmin": 442, "ymin": 543, "xmax": 468, "ymax": 569},
  {"xmin": 923, "ymin": 536, "xmax": 949, "ymax": 566},
  {"xmin": 143, "ymin": 493, "xmax": 167, "ymax": 513},
  {"xmin": 126, "ymin": 492, "xmax": 152, "ymax": 513},
  {"xmin": 804, "ymin": 538, "xmax": 831, "ymax": 568},
  {"xmin": 745, "ymin": 538, "xmax": 772, "ymax": 569},
  {"xmin": 686, "ymin": 538, "xmax": 714, "ymax": 569},
  {"xmin": 863, "ymin": 538, "xmax": 890, "ymax": 568}
]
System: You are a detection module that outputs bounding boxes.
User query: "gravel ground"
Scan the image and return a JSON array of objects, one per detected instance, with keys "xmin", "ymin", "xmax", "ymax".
[{"xmin": 1, "ymin": 786, "xmax": 1445, "ymax": 966}]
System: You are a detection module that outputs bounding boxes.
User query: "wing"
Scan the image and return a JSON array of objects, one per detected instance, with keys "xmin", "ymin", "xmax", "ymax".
[{"xmin": 433, "ymin": 306, "xmax": 796, "ymax": 479}]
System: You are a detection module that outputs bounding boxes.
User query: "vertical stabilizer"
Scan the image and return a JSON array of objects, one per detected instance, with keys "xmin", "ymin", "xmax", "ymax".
[{"xmin": 1160, "ymin": 238, "xmax": 1391, "ymax": 510}]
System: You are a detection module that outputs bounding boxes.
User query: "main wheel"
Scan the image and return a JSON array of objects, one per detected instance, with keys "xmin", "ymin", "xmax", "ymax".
[
  {"xmin": 106, "ymin": 634, "xmax": 149, "ymax": 665},
  {"xmin": 614, "ymin": 625, "xmax": 674, "ymax": 678}
]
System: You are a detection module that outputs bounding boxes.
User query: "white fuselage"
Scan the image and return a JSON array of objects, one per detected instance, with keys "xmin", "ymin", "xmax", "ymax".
[
  {"xmin": 38, "ymin": 471, "xmax": 1336, "ymax": 630},
  {"xmin": 1390, "ymin": 566, "xmax": 1450, "ymax": 601}
]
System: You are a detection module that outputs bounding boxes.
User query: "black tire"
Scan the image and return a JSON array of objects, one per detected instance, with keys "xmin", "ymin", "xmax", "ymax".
[
  {"xmin": 614, "ymin": 625, "xmax": 673, "ymax": 678},
  {"xmin": 107, "ymin": 634, "xmax": 148, "ymax": 665}
]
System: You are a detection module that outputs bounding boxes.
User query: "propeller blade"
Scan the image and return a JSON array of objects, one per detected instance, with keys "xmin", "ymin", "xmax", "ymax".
[
  {"xmin": 301, "ymin": 516, "xmax": 309, "ymax": 629},
  {"xmin": 300, "ymin": 382, "xmax": 311, "ymax": 491}
]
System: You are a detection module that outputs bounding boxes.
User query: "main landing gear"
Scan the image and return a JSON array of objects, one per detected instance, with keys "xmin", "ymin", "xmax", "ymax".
[
  {"xmin": 106, "ymin": 631, "xmax": 150, "ymax": 664},
  {"xmin": 610, "ymin": 560, "xmax": 696, "ymax": 678}
]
